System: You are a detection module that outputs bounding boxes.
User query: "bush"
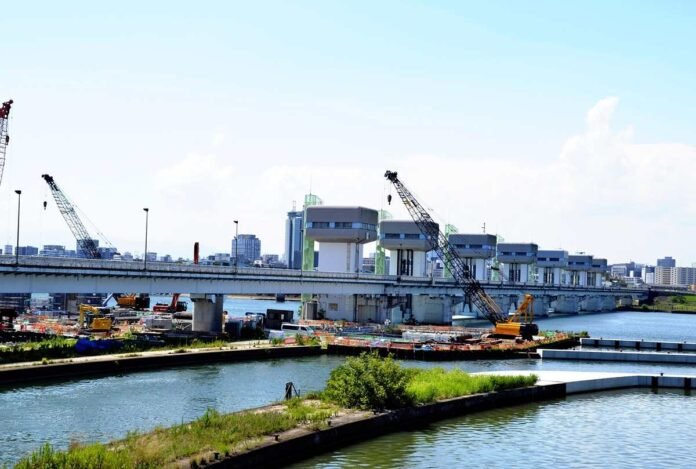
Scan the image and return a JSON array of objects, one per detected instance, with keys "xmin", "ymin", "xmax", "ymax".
[{"xmin": 324, "ymin": 352, "xmax": 412, "ymax": 410}]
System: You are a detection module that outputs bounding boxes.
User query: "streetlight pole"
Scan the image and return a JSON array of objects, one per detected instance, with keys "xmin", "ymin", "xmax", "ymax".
[
  {"xmin": 233, "ymin": 220, "xmax": 239, "ymax": 268},
  {"xmin": 143, "ymin": 208, "xmax": 149, "ymax": 270},
  {"xmin": 14, "ymin": 190, "xmax": 21, "ymax": 266}
]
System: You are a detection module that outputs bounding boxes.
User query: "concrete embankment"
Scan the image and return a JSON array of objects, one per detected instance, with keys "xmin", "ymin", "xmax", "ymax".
[
  {"xmin": 205, "ymin": 370, "xmax": 696, "ymax": 468},
  {"xmin": 208, "ymin": 384, "xmax": 566, "ymax": 468},
  {"xmin": 539, "ymin": 348, "xmax": 696, "ymax": 365},
  {"xmin": 581, "ymin": 337, "xmax": 696, "ymax": 352},
  {"xmin": 0, "ymin": 345, "xmax": 322, "ymax": 386}
]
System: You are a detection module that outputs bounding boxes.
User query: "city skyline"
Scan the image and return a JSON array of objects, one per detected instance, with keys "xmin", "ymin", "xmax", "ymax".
[{"xmin": 1, "ymin": 1, "xmax": 694, "ymax": 264}]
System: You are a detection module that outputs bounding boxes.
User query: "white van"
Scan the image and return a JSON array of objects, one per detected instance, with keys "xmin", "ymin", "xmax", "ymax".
[{"xmin": 281, "ymin": 323, "xmax": 315, "ymax": 336}]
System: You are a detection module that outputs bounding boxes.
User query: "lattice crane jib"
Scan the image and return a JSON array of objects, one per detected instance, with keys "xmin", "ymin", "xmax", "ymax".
[
  {"xmin": 384, "ymin": 170, "xmax": 508, "ymax": 326},
  {"xmin": 41, "ymin": 174, "xmax": 101, "ymax": 259},
  {"xmin": 0, "ymin": 99, "xmax": 14, "ymax": 188}
]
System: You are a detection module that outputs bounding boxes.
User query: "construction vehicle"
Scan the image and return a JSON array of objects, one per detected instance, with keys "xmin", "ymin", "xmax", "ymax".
[
  {"xmin": 384, "ymin": 170, "xmax": 539, "ymax": 340},
  {"xmin": 0, "ymin": 99, "xmax": 13, "ymax": 188},
  {"xmin": 116, "ymin": 294, "xmax": 150, "ymax": 310},
  {"xmin": 42, "ymin": 174, "xmax": 102, "ymax": 259},
  {"xmin": 152, "ymin": 293, "xmax": 188, "ymax": 314},
  {"xmin": 78, "ymin": 304, "xmax": 113, "ymax": 332}
]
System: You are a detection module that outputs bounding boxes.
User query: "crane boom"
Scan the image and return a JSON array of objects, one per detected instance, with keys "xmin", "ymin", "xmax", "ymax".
[
  {"xmin": 0, "ymin": 99, "xmax": 14, "ymax": 188},
  {"xmin": 384, "ymin": 170, "xmax": 538, "ymax": 339},
  {"xmin": 41, "ymin": 174, "xmax": 102, "ymax": 259}
]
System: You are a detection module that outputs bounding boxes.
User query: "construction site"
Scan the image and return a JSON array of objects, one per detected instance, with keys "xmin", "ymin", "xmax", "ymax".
[{"xmin": 1, "ymin": 134, "xmax": 575, "ymax": 361}]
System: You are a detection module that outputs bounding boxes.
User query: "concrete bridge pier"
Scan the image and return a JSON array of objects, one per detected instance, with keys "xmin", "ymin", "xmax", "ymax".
[
  {"xmin": 191, "ymin": 294, "xmax": 224, "ymax": 333},
  {"xmin": 533, "ymin": 295, "xmax": 553, "ymax": 318},
  {"xmin": 555, "ymin": 295, "xmax": 580, "ymax": 314},
  {"xmin": 617, "ymin": 296, "xmax": 634, "ymax": 308}
]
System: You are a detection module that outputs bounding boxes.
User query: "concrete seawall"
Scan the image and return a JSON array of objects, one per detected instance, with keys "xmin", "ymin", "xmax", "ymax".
[
  {"xmin": 0, "ymin": 346, "xmax": 322, "ymax": 386},
  {"xmin": 539, "ymin": 348, "xmax": 696, "ymax": 365},
  {"xmin": 209, "ymin": 384, "xmax": 566, "ymax": 468},
  {"xmin": 204, "ymin": 370, "xmax": 696, "ymax": 468},
  {"xmin": 581, "ymin": 337, "xmax": 696, "ymax": 352}
]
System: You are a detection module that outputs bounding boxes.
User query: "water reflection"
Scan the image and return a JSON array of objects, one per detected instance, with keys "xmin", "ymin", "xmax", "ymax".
[{"xmin": 294, "ymin": 390, "xmax": 696, "ymax": 468}]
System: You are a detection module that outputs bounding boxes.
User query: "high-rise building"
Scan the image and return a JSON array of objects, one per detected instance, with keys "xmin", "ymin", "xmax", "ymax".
[
  {"xmin": 232, "ymin": 234, "xmax": 261, "ymax": 265},
  {"xmin": 654, "ymin": 266, "xmax": 696, "ymax": 287},
  {"xmin": 657, "ymin": 257, "xmax": 676, "ymax": 268},
  {"xmin": 285, "ymin": 210, "xmax": 304, "ymax": 269},
  {"xmin": 3, "ymin": 245, "xmax": 13, "ymax": 256},
  {"xmin": 17, "ymin": 246, "xmax": 39, "ymax": 256}
]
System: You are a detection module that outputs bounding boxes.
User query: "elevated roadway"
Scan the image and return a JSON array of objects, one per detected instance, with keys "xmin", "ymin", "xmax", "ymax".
[{"xmin": 0, "ymin": 256, "xmax": 650, "ymax": 302}]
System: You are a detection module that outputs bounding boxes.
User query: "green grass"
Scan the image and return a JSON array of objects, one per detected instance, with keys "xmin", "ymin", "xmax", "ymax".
[
  {"xmin": 0, "ymin": 337, "xmax": 267, "ymax": 365},
  {"xmin": 406, "ymin": 368, "xmax": 537, "ymax": 404},
  {"xmin": 322, "ymin": 352, "xmax": 537, "ymax": 410},
  {"xmin": 646, "ymin": 295, "xmax": 696, "ymax": 312},
  {"xmin": 14, "ymin": 401, "xmax": 339, "ymax": 468}
]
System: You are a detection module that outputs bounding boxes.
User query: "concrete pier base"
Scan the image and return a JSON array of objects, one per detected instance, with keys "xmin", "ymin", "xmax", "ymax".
[{"xmin": 191, "ymin": 294, "xmax": 224, "ymax": 332}]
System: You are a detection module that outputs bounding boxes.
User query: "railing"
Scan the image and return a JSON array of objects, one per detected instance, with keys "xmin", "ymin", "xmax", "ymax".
[{"xmin": 0, "ymin": 255, "xmax": 651, "ymax": 294}]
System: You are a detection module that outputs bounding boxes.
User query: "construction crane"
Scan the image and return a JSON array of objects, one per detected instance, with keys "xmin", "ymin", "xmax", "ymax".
[
  {"xmin": 0, "ymin": 99, "xmax": 14, "ymax": 188},
  {"xmin": 41, "ymin": 174, "xmax": 101, "ymax": 259},
  {"xmin": 384, "ymin": 170, "xmax": 539, "ymax": 339}
]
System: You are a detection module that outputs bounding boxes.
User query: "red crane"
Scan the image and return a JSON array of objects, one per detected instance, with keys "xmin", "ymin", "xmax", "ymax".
[{"xmin": 0, "ymin": 99, "xmax": 14, "ymax": 188}]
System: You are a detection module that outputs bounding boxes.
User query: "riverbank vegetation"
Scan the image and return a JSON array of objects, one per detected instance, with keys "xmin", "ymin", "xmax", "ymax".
[
  {"xmin": 324, "ymin": 352, "xmax": 537, "ymax": 409},
  {"xmin": 0, "ymin": 337, "xmax": 280, "ymax": 365},
  {"xmin": 642, "ymin": 295, "xmax": 696, "ymax": 313},
  {"xmin": 14, "ymin": 400, "xmax": 339, "ymax": 469},
  {"xmin": 14, "ymin": 353, "xmax": 536, "ymax": 467}
]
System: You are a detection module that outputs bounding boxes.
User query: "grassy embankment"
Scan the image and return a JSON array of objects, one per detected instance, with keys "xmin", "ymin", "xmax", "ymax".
[
  {"xmin": 642, "ymin": 295, "xmax": 696, "ymax": 313},
  {"xmin": 0, "ymin": 336, "xmax": 319, "ymax": 366},
  {"xmin": 14, "ymin": 353, "xmax": 536, "ymax": 468}
]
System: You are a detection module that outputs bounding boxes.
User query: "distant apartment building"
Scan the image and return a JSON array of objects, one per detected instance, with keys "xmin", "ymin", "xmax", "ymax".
[
  {"xmin": 657, "ymin": 256, "xmax": 676, "ymax": 268},
  {"xmin": 642, "ymin": 265, "xmax": 656, "ymax": 284},
  {"xmin": 98, "ymin": 247, "xmax": 119, "ymax": 259},
  {"xmin": 3, "ymin": 245, "xmax": 13, "ymax": 256},
  {"xmin": 260, "ymin": 254, "xmax": 284, "ymax": 268},
  {"xmin": 40, "ymin": 245, "xmax": 68, "ymax": 257},
  {"xmin": 232, "ymin": 234, "xmax": 261, "ymax": 265},
  {"xmin": 285, "ymin": 210, "xmax": 304, "ymax": 269},
  {"xmin": 17, "ymin": 246, "xmax": 39, "ymax": 256},
  {"xmin": 654, "ymin": 266, "xmax": 696, "ymax": 287},
  {"xmin": 212, "ymin": 253, "xmax": 231, "ymax": 265}
]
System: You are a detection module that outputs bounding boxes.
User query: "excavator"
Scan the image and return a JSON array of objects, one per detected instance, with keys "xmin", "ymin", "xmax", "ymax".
[
  {"xmin": 78, "ymin": 304, "xmax": 113, "ymax": 332},
  {"xmin": 115, "ymin": 294, "xmax": 150, "ymax": 310},
  {"xmin": 152, "ymin": 293, "xmax": 188, "ymax": 314},
  {"xmin": 384, "ymin": 170, "xmax": 539, "ymax": 340}
]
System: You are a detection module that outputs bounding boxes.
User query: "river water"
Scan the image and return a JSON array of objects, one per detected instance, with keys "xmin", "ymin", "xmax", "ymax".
[{"xmin": 2, "ymin": 310, "xmax": 696, "ymax": 466}]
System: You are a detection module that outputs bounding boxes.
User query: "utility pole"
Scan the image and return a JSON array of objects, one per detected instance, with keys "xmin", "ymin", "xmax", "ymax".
[
  {"xmin": 14, "ymin": 189, "xmax": 21, "ymax": 266},
  {"xmin": 143, "ymin": 208, "xmax": 149, "ymax": 270},
  {"xmin": 233, "ymin": 220, "xmax": 239, "ymax": 269}
]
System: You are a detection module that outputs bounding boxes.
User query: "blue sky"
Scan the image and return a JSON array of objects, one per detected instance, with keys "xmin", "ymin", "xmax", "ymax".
[{"xmin": 1, "ymin": 1, "xmax": 695, "ymax": 264}]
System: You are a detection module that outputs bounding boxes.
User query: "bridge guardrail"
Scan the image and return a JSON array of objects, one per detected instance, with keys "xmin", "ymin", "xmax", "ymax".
[{"xmin": 0, "ymin": 255, "xmax": 654, "ymax": 295}]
